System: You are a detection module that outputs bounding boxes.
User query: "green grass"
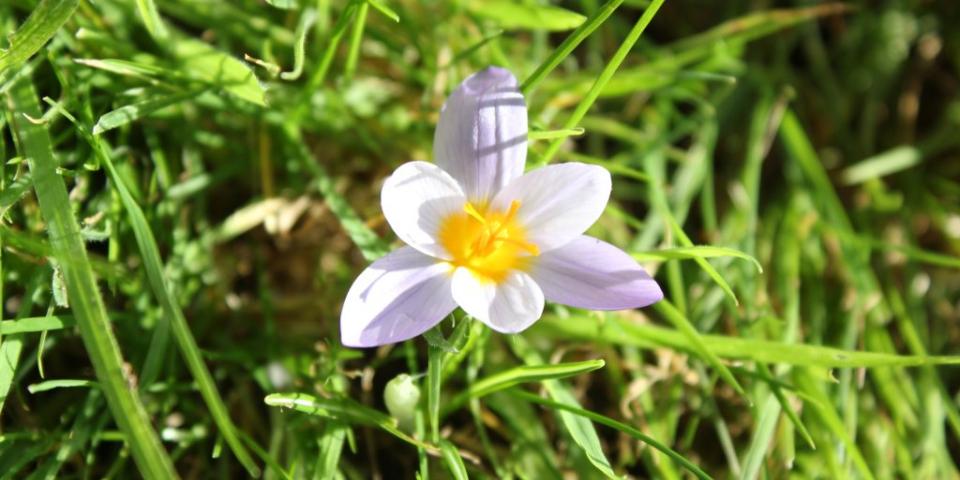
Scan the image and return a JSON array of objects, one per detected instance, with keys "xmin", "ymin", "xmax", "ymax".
[{"xmin": 2, "ymin": 0, "xmax": 960, "ymax": 478}]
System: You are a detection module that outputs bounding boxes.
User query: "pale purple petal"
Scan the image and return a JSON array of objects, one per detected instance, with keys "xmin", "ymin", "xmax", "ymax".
[
  {"xmin": 490, "ymin": 163, "xmax": 611, "ymax": 252},
  {"xmin": 528, "ymin": 235, "xmax": 662, "ymax": 310},
  {"xmin": 341, "ymin": 247, "xmax": 456, "ymax": 347},
  {"xmin": 434, "ymin": 67, "xmax": 527, "ymax": 204},
  {"xmin": 381, "ymin": 161, "xmax": 467, "ymax": 260},
  {"xmin": 451, "ymin": 268, "xmax": 544, "ymax": 333}
]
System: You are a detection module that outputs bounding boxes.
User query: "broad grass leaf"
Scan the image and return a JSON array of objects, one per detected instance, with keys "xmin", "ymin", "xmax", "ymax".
[
  {"xmin": 171, "ymin": 38, "xmax": 266, "ymax": 106},
  {"xmin": 0, "ymin": 0, "xmax": 79, "ymax": 75},
  {"xmin": 93, "ymin": 89, "xmax": 204, "ymax": 135},
  {"xmin": 467, "ymin": 0, "xmax": 586, "ymax": 31}
]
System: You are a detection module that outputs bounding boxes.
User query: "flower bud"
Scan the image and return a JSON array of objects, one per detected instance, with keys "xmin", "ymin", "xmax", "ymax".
[{"xmin": 384, "ymin": 373, "xmax": 420, "ymax": 431}]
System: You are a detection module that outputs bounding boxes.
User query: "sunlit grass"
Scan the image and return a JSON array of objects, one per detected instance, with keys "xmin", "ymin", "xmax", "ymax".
[{"xmin": 2, "ymin": 0, "xmax": 960, "ymax": 478}]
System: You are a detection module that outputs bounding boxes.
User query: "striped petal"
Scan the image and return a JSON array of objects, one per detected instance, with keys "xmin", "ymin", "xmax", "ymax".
[
  {"xmin": 528, "ymin": 235, "xmax": 662, "ymax": 310},
  {"xmin": 381, "ymin": 161, "xmax": 467, "ymax": 260},
  {"xmin": 434, "ymin": 67, "xmax": 527, "ymax": 204},
  {"xmin": 451, "ymin": 267, "xmax": 544, "ymax": 333},
  {"xmin": 340, "ymin": 247, "xmax": 456, "ymax": 347},
  {"xmin": 490, "ymin": 163, "xmax": 611, "ymax": 253}
]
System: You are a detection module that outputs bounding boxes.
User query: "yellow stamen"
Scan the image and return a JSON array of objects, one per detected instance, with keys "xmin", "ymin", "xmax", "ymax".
[
  {"xmin": 463, "ymin": 202, "xmax": 487, "ymax": 224},
  {"xmin": 501, "ymin": 237, "xmax": 540, "ymax": 256},
  {"xmin": 438, "ymin": 200, "xmax": 539, "ymax": 284},
  {"xmin": 504, "ymin": 200, "xmax": 521, "ymax": 222}
]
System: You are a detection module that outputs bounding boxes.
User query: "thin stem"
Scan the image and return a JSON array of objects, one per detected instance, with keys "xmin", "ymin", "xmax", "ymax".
[
  {"xmin": 537, "ymin": 0, "xmax": 666, "ymax": 166},
  {"xmin": 520, "ymin": 0, "xmax": 626, "ymax": 95},
  {"xmin": 427, "ymin": 338, "xmax": 443, "ymax": 443},
  {"xmin": 343, "ymin": 0, "xmax": 369, "ymax": 81}
]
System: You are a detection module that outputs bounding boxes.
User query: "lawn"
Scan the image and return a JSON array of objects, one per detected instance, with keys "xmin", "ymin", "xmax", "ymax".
[{"xmin": 2, "ymin": 0, "xmax": 960, "ymax": 478}]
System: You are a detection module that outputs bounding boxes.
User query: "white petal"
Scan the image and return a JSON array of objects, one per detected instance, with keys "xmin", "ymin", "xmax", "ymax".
[
  {"xmin": 451, "ymin": 268, "xmax": 544, "ymax": 333},
  {"xmin": 434, "ymin": 67, "xmax": 527, "ymax": 203},
  {"xmin": 340, "ymin": 247, "xmax": 456, "ymax": 347},
  {"xmin": 381, "ymin": 161, "xmax": 467, "ymax": 259},
  {"xmin": 529, "ymin": 235, "xmax": 663, "ymax": 310},
  {"xmin": 490, "ymin": 163, "xmax": 611, "ymax": 252}
]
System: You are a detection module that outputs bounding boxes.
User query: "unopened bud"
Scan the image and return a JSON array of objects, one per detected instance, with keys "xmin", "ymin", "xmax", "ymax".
[{"xmin": 384, "ymin": 373, "xmax": 420, "ymax": 431}]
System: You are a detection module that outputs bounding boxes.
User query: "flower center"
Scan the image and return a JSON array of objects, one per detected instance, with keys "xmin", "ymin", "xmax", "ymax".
[{"xmin": 438, "ymin": 200, "xmax": 540, "ymax": 283}]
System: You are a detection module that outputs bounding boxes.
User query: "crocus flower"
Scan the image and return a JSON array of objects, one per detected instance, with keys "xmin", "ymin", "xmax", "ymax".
[{"xmin": 341, "ymin": 67, "xmax": 663, "ymax": 347}]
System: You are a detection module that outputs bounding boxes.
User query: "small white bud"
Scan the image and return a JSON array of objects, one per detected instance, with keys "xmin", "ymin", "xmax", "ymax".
[{"xmin": 384, "ymin": 373, "xmax": 420, "ymax": 431}]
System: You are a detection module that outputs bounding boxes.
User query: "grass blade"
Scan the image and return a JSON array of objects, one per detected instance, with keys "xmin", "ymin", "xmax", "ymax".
[
  {"xmin": 0, "ymin": 274, "xmax": 43, "ymax": 415},
  {"xmin": 284, "ymin": 125, "xmax": 389, "ymax": 260},
  {"xmin": 42, "ymin": 96, "xmax": 261, "ymax": 476},
  {"xmin": 0, "ymin": 335, "xmax": 23, "ymax": 413},
  {"xmin": 535, "ymin": 314, "xmax": 960, "ymax": 368},
  {"xmin": 98, "ymin": 139, "xmax": 259, "ymax": 475},
  {"xmin": 655, "ymin": 300, "xmax": 745, "ymax": 395},
  {"xmin": 757, "ymin": 363, "xmax": 816, "ymax": 449},
  {"xmin": 92, "ymin": 89, "xmax": 203, "ymax": 135},
  {"xmin": 511, "ymin": 336, "xmax": 618, "ymax": 479},
  {"xmin": 304, "ymin": 0, "xmax": 362, "ymax": 92},
  {"xmin": 134, "ymin": 0, "xmax": 170, "ymax": 41},
  {"xmin": 841, "ymin": 145, "xmax": 922, "ymax": 185},
  {"xmin": 6, "ymin": 73, "xmax": 177, "ymax": 480},
  {"xmin": 102, "ymin": 140, "xmax": 260, "ymax": 474},
  {"xmin": 0, "ymin": 315, "xmax": 75, "ymax": 334},
  {"xmin": 442, "ymin": 359, "xmax": 605, "ymax": 415},
  {"xmin": 0, "ymin": 0, "xmax": 79, "ymax": 75},
  {"xmin": 667, "ymin": 4, "xmax": 849, "ymax": 55},
  {"xmin": 520, "ymin": 0, "xmax": 624, "ymax": 94},
  {"xmin": 778, "ymin": 109, "xmax": 850, "ymax": 229},
  {"xmin": 265, "ymin": 0, "xmax": 298, "ymax": 9},
  {"xmin": 343, "ymin": 1, "xmax": 369, "ymax": 81},
  {"xmin": 170, "ymin": 38, "xmax": 266, "ymax": 106},
  {"xmin": 368, "ymin": 0, "xmax": 400, "ymax": 22},
  {"xmin": 443, "ymin": 29, "xmax": 504, "ymax": 69},
  {"xmin": 633, "ymin": 246, "xmax": 763, "ymax": 273},
  {"xmin": 0, "ymin": 172, "xmax": 31, "ymax": 215},
  {"xmin": 823, "ymin": 226, "xmax": 960, "ymax": 269},
  {"xmin": 668, "ymin": 226, "xmax": 735, "ymax": 304},
  {"xmin": 511, "ymin": 390, "xmax": 712, "ymax": 480},
  {"xmin": 27, "ymin": 378, "xmax": 96, "ymax": 393},
  {"xmin": 427, "ymin": 336, "xmax": 443, "ymax": 443},
  {"xmin": 316, "ymin": 422, "xmax": 349, "ymax": 478},
  {"xmin": 537, "ymin": 0, "xmax": 665, "ymax": 165},
  {"xmin": 645, "ymin": 149, "xmax": 743, "ymax": 305},
  {"xmin": 466, "ymin": 0, "xmax": 586, "ymax": 31},
  {"xmin": 795, "ymin": 368, "xmax": 876, "ymax": 480},
  {"xmin": 0, "ymin": 438, "xmax": 56, "ymax": 476},
  {"xmin": 264, "ymin": 392, "xmax": 438, "ymax": 453},
  {"xmin": 563, "ymin": 151, "xmax": 649, "ymax": 182},
  {"xmin": 528, "ymin": 127, "xmax": 584, "ymax": 140},
  {"xmin": 31, "ymin": 391, "xmax": 102, "ymax": 479},
  {"xmin": 280, "ymin": 8, "xmax": 318, "ymax": 81},
  {"xmin": 439, "ymin": 439, "xmax": 469, "ymax": 480},
  {"xmin": 739, "ymin": 395, "xmax": 781, "ymax": 480},
  {"xmin": 235, "ymin": 431, "xmax": 294, "ymax": 480}
]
